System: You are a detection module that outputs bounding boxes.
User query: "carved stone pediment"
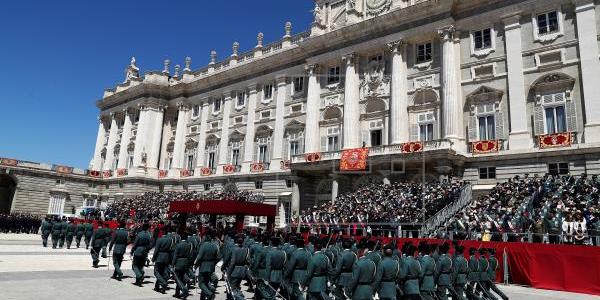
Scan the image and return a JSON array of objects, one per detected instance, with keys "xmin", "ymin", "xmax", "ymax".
[
  {"xmin": 366, "ymin": 0, "xmax": 392, "ymax": 16},
  {"xmin": 531, "ymin": 73, "xmax": 575, "ymax": 94},
  {"xmin": 360, "ymin": 59, "xmax": 390, "ymax": 99},
  {"xmin": 185, "ymin": 138, "xmax": 198, "ymax": 150},
  {"xmin": 466, "ymin": 86, "xmax": 504, "ymax": 104}
]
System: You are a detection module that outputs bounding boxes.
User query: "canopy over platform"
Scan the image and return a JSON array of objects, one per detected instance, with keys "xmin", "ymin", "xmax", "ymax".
[{"xmin": 169, "ymin": 200, "xmax": 277, "ymax": 217}]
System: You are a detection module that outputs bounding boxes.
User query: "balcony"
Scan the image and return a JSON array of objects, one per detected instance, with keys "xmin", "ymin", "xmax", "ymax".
[
  {"xmin": 250, "ymin": 162, "xmax": 270, "ymax": 172},
  {"xmin": 536, "ymin": 132, "xmax": 574, "ymax": 149},
  {"xmin": 116, "ymin": 168, "xmax": 128, "ymax": 177},
  {"xmin": 158, "ymin": 170, "xmax": 168, "ymax": 178},
  {"xmin": 291, "ymin": 139, "xmax": 453, "ymax": 164},
  {"xmin": 470, "ymin": 140, "xmax": 502, "ymax": 154},
  {"xmin": 180, "ymin": 169, "xmax": 194, "ymax": 178},
  {"xmin": 102, "ymin": 170, "xmax": 112, "ymax": 178},
  {"xmin": 223, "ymin": 164, "xmax": 242, "ymax": 174},
  {"xmin": 200, "ymin": 167, "xmax": 216, "ymax": 176}
]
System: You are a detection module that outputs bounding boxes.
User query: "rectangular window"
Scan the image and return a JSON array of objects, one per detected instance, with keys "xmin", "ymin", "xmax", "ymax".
[
  {"xmin": 327, "ymin": 136, "xmax": 339, "ymax": 151},
  {"xmin": 286, "ymin": 179, "xmax": 293, "ymax": 188},
  {"xmin": 186, "ymin": 154, "xmax": 194, "ymax": 170},
  {"xmin": 289, "ymin": 141, "xmax": 299, "ymax": 158},
  {"xmin": 204, "ymin": 183, "xmax": 211, "ymax": 191},
  {"xmin": 293, "ymin": 77, "xmax": 304, "ymax": 93},
  {"xmin": 544, "ymin": 106, "xmax": 566, "ymax": 134},
  {"xmin": 327, "ymin": 66, "xmax": 340, "ymax": 84},
  {"xmin": 255, "ymin": 181, "xmax": 263, "ymax": 189},
  {"xmin": 537, "ymin": 11, "xmax": 559, "ymax": 35},
  {"xmin": 208, "ymin": 152, "xmax": 215, "ymax": 169},
  {"xmin": 419, "ymin": 124, "xmax": 434, "ymax": 142},
  {"xmin": 473, "ymin": 28, "xmax": 492, "ymax": 50},
  {"xmin": 263, "ymin": 84, "xmax": 273, "ymax": 100},
  {"xmin": 192, "ymin": 105, "xmax": 200, "ymax": 117},
  {"xmin": 416, "ymin": 42, "xmax": 432, "ymax": 63},
  {"xmin": 48, "ymin": 194, "xmax": 66, "ymax": 215},
  {"xmin": 479, "ymin": 167, "xmax": 496, "ymax": 179},
  {"xmin": 258, "ymin": 145, "xmax": 269, "ymax": 163},
  {"xmin": 127, "ymin": 154, "xmax": 134, "ymax": 169},
  {"xmin": 548, "ymin": 162, "xmax": 569, "ymax": 176},
  {"xmin": 237, "ymin": 92, "xmax": 246, "ymax": 107},
  {"xmin": 370, "ymin": 130, "xmax": 382, "ymax": 147},
  {"xmin": 261, "ymin": 111, "xmax": 271, "ymax": 119},
  {"xmin": 231, "ymin": 149, "xmax": 240, "ymax": 166},
  {"xmin": 213, "ymin": 98, "xmax": 221, "ymax": 112},
  {"xmin": 478, "ymin": 115, "xmax": 496, "ymax": 140}
]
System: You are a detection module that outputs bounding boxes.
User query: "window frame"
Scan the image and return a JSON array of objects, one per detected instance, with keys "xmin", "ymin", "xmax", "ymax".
[
  {"xmin": 236, "ymin": 91, "xmax": 247, "ymax": 108},
  {"xmin": 548, "ymin": 162, "xmax": 569, "ymax": 176},
  {"xmin": 263, "ymin": 83, "xmax": 274, "ymax": 101},
  {"xmin": 293, "ymin": 77, "xmax": 305, "ymax": 94},
  {"xmin": 532, "ymin": 8, "xmax": 563, "ymax": 43},
  {"xmin": 415, "ymin": 41, "xmax": 433, "ymax": 64},
  {"xmin": 416, "ymin": 111, "xmax": 435, "ymax": 142},
  {"xmin": 327, "ymin": 66, "xmax": 341, "ymax": 85},
  {"xmin": 541, "ymin": 92, "xmax": 567, "ymax": 135},
  {"xmin": 478, "ymin": 167, "xmax": 497, "ymax": 180},
  {"xmin": 470, "ymin": 27, "xmax": 495, "ymax": 57}
]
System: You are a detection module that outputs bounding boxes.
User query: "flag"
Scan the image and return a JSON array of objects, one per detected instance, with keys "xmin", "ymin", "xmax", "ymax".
[{"xmin": 340, "ymin": 148, "xmax": 369, "ymax": 171}]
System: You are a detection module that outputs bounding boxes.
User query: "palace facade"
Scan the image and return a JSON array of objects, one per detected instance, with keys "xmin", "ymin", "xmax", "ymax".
[{"xmin": 3, "ymin": 0, "xmax": 600, "ymax": 221}]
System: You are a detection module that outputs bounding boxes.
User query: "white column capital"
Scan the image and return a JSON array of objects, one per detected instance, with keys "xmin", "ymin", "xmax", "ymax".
[
  {"xmin": 176, "ymin": 101, "xmax": 190, "ymax": 111},
  {"xmin": 305, "ymin": 63, "xmax": 320, "ymax": 75},
  {"xmin": 502, "ymin": 12, "xmax": 522, "ymax": 29},
  {"xmin": 342, "ymin": 52, "xmax": 358, "ymax": 65},
  {"xmin": 387, "ymin": 40, "xmax": 406, "ymax": 53},
  {"xmin": 437, "ymin": 25, "xmax": 456, "ymax": 41},
  {"xmin": 247, "ymin": 84, "xmax": 259, "ymax": 93},
  {"xmin": 573, "ymin": 0, "xmax": 595, "ymax": 12},
  {"xmin": 275, "ymin": 75, "xmax": 288, "ymax": 85}
]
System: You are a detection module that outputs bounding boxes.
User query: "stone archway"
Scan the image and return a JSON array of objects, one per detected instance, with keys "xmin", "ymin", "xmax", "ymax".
[{"xmin": 0, "ymin": 174, "xmax": 17, "ymax": 213}]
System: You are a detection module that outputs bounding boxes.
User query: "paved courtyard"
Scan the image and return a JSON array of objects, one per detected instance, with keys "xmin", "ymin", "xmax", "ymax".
[{"xmin": 0, "ymin": 233, "xmax": 598, "ymax": 300}]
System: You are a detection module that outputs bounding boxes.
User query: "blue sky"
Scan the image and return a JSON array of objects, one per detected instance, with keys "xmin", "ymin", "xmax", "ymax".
[{"xmin": 0, "ymin": 0, "xmax": 313, "ymax": 169}]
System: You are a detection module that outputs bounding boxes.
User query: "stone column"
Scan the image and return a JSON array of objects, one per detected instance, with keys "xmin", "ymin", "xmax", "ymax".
[
  {"xmin": 133, "ymin": 104, "xmax": 149, "ymax": 171},
  {"xmin": 103, "ymin": 113, "xmax": 119, "ymax": 172},
  {"xmin": 147, "ymin": 104, "xmax": 165, "ymax": 172},
  {"xmin": 388, "ymin": 40, "xmax": 409, "ymax": 144},
  {"xmin": 91, "ymin": 116, "xmax": 108, "ymax": 171},
  {"xmin": 171, "ymin": 102, "xmax": 190, "ymax": 171},
  {"xmin": 272, "ymin": 76, "xmax": 288, "ymax": 165},
  {"xmin": 117, "ymin": 108, "xmax": 132, "ymax": 170},
  {"xmin": 243, "ymin": 85, "xmax": 259, "ymax": 170},
  {"xmin": 574, "ymin": 0, "xmax": 600, "ymax": 143},
  {"xmin": 304, "ymin": 64, "xmax": 321, "ymax": 153},
  {"xmin": 218, "ymin": 94, "xmax": 233, "ymax": 172},
  {"xmin": 439, "ymin": 26, "xmax": 464, "ymax": 148},
  {"xmin": 331, "ymin": 178, "xmax": 339, "ymax": 203},
  {"xmin": 292, "ymin": 180, "xmax": 300, "ymax": 216},
  {"xmin": 503, "ymin": 14, "xmax": 532, "ymax": 149},
  {"xmin": 194, "ymin": 102, "xmax": 209, "ymax": 174},
  {"xmin": 343, "ymin": 53, "xmax": 361, "ymax": 149}
]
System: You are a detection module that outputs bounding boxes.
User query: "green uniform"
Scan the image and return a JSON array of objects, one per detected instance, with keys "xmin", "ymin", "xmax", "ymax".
[
  {"xmin": 90, "ymin": 226, "xmax": 108, "ymax": 267},
  {"xmin": 195, "ymin": 239, "xmax": 221, "ymax": 299},
  {"xmin": 350, "ymin": 256, "xmax": 377, "ymax": 300},
  {"xmin": 467, "ymin": 255, "xmax": 482, "ymax": 300},
  {"xmin": 453, "ymin": 255, "xmax": 469, "ymax": 300},
  {"xmin": 487, "ymin": 255, "xmax": 508, "ymax": 300},
  {"xmin": 152, "ymin": 233, "xmax": 175, "ymax": 291},
  {"xmin": 252, "ymin": 244, "xmax": 270, "ymax": 299},
  {"xmin": 303, "ymin": 250, "xmax": 332, "ymax": 299},
  {"xmin": 227, "ymin": 244, "xmax": 251, "ymax": 300},
  {"xmin": 51, "ymin": 220, "xmax": 62, "ymax": 248},
  {"xmin": 265, "ymin": 246, "xmax": 287, "ymax": 300},
  {"xmin": 375, "ymin": 256, "xmax": 401, "ymax": 300},
  {"xmin": 59, "ymin": 220, "xmax": 68, "ymax": 248},
  {"xmin": 403, "ymin": 256, "xmax": 422, "ymax": 296},
  {"xmin": 41, "ymin": 220, "xmax": 52, "ymax": 247},
  {"xmin": 420, "ymin": 255, "xmax": 437, "ymax": 299},
  {"xmin": 285, "ymin": 247, "xmax": 311, "ymax": 300},
  {"xmin": 130, "ymin": 230, "xmax": 152, "ymax": 284},
  {"xmin": 333, "ymin": 249, "xmax": 357, "ymax": 299},
  {"xmin": 436, "ymin": 254, "xmax": 453, "ymax": 300},
  {"xmin": 101, "ymin": 227, "xmax": 111, "ymax": 258},
  {"xmin": 65, "ymin": 222, "xmax": 76, "ymax": 249},
  {"xmin": 109, "ymin": 227, "xmax": 129, "ymax": 279},
  {"xmin": 75, "ymin": 223, "xmax": 85, "ymax": 248},
  {"xmin": 172, "ymin": 239, "xmax": 194, "ymax": 297}
]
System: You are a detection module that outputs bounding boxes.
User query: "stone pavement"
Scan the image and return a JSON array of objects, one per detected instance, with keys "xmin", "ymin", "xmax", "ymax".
[{"xmin": 0, "ymin": 234, "xmax": 598, "ymax": 300}]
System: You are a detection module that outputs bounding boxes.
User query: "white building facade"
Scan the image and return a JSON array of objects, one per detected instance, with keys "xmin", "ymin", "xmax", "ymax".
[{"xmin": 11, "ymin": 0, "xmax": 599, "ymax": 217}]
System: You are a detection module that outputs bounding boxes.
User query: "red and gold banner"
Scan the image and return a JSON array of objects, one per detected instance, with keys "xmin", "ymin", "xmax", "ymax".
[
  {"xmin": 54, "ymin": 165, "xmax": 73, "ymax": 174},
  {"xmin": 0, "ymin": 158, "xmax": 18, "ymax": 166},
  {"xmin": 340, "ymin": 148, "xmax": 369, "ymax": 171},
  {"xmin": 158, "ymin": 170, "xmax": 168, "ymax": 178},
  {"xmin": 539, "ymin": 132, "xmax": 572, "ymax": 149},
  {"xmin": 401, "ymin": 142, "xmax": 423, "ymax": 153},
  {"xmin": 180, "ymin": 169, "xmax": 193, "ymax": 177},
  {"xmin": 304, "ymin": 152, "xmax": 322, "ymax": 163},
  {"xmin": 223, "ymin": 164, "xmax": 235, "ymax": 174},
  {"xmin": 472, "ymin": 140, "xmax": 500, "ymax": 154},
  {"xmin": 201, "ymin": 167, "xmax": 213, "ymax": 176},
  {"xmin": 88, "ymin": 170, "xmax": 101, "ymax": 177},
  {"xmin": 117, "ymin": 168, "xmax": 128, "ymax": 177},
  {"xmin": 102, "ymin": 170, "xmax": 112, "ymax": 178},
  {"xmin": 280, "ymin": 160, "xmax": 291, "ymax": 170},
  {"xmin": 250, "ymin": 163, "xmax": 265, "ymax": 173}
]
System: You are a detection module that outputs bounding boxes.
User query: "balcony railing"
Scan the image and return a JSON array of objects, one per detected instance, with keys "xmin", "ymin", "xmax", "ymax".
[
  {"xmin": 223, "ymin": 164, "xmax": 242, "ymax": 174},
  {"xmin": 250, "ymin": 162, "xmax": 270, "ymax": 172},
  {"xmin": 536, "ymin": 132, "xmax": 574, "ymax": 149},
  {"xmin": 116, "ymin": 168, "xmax": 128, "ymax": 177},
  {"xmin": 158, "ymin": 170, "xmax": 168, "ymax": 178},
  {"xmin": 180, "ymin": 169, "xmax": 194, "ymax": 177}
]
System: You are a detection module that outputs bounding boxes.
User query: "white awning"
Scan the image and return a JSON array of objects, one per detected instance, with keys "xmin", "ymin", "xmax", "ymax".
[{"xmin": 472, "ymin": 184, "xmax": 496, "ymax": 190}]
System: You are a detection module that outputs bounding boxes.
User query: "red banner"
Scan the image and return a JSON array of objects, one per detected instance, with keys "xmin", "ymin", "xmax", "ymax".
[
  {"xmin": 0, "ymin": 158, "xmax": 18, "ymax": 166},
  {"xmin": 340, "ymin": 148, "xmax": 369, "ymax": 171},
  {"xmin": 158, "ymin": 170, "xmax": 168, "ymax": 178},
  {"xmin": 223, "ymin": 164, "xmax": 235, "ymax": 174},
  {"xmin": 304, "ymin": 152, "xmax": 322, "ymax": 163},
  {"xmin": 539, "ymin": 132, "xmax": 572, "ymax": 149},
  {"xmin": 201, "ymin": 167, "xmax": 212, "ymax": 176},
  {"xmin": 117, "ymin": 168, "xmax": 128, "ymax": 177},
  {"xmin": 54, "ymin": 165, "xmax": 73, "ymax": 174},
  {"xmin": 280, "ymin": 160, "xmax": 291, "ymax": 170},
  {"xmin": 250, "ymin": 163, "xmax": 264, "ymax": 173},
  {"xmin": 402, "ymin": 142, "xmax": 423, "ymax": 153},
  {"xmin": 102, "ymin": 170, "xmax": 112, "ymax": 178},
  {"xmin": 88, "ymin": 170, "xmax": 101, "ymax": 177},
  {"xmin": 472, "ymin": 140, "xmax": 499, "ymax": 154},
  {"xmin": 180, "ymin": 169, "xmax": 193, "ymax": 177}
]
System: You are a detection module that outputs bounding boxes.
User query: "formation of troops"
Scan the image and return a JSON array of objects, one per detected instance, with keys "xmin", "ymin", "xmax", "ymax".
[
  {"xmin": 0, "ymin": 213, "xmax": 41, "ymax": 234},
  {"xmin": 39, "ymin": 218, "xmax": 509, "ymax": 300}
]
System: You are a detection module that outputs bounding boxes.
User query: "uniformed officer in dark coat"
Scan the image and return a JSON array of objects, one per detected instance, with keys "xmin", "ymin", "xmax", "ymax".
[
  {"xmin": 374, "ymin": 244, "xmax": 402, "ymax": 300},
  {"xmin": 402, "ymin": 244, "xmax": 422, "ymax": 300},
  {"xmin": 435, "ymin": 243, "xmax": 455, "ymax": 300},
  {"xmin": 75, "ymin": 221, "xmax": 85, "ymax": 248},
  {"xmin": 101, "ymin": 224, "xmax": 112, "ymax": 258},
  {"xmin": 90, "ymin": 221, "xmax": 107, "ymax": 268},
  {"xmin": 478, "ymin": 248, "xmax": 500, "ymax": 300},
  {"xmin": 195, "ymin": 230, "xmax": 221, "ymax": 300},
  {"xmin": 487, "ymin": 248, "xmax": 509, "ymax": 300},
  {"xmin": 84, "ymin": 220, "xmax": 94, "ymax": 249},
  {"xmin": 452, "ymin": 245, "xmax": 469, "ymax": 300},
  {"xmin": 349, "ymin": 242, "xmax": 377, "ymax": 300},
  {"xmin": 109, "ymin": 220, "xmax": 129, "ymax": 280},
  {"xmin": 40, "ymin": 217, "xmax": 52, "ymax": 247},
  {"xmin": 172, "ymin": 231, "xmax": 194, "ymax": 298},
  {"xmin": 332, "ymin": 239, "xmax": 357, "ymax": 300},
  {"xmin": 285, "ymin": 238, "xmax": 310, "ymax": 300},
  {"xmin": 466, "ymin": 248, "xmax": 483, "ymax": 300},
  {"xmin": 303, "ymin": 238, "xmax": 333, "ymax": 300},
  {"xmin": 51, "ymin": 217, "xmax": 62, "ymax": 248},
  {"xmin": 131, "ymin": 223, "xmax": 152, "ymax": 286},
  {"xmin": 227, "ymin": 236, "xmax": 251, "ymax": 300},
  {"xmin": 59, "ymin": 217, "xmax": 68, "ymax": 248},
  {"xmin": 152, "ymin": 226, "xmax": 175, "ymax": 293},
  {"xmin": 265, "ymin": 237, "xmax": 286, "ymax": 300},
  {"xmin": 65, "ymin": 220, "xmax": 76, "ymax": 249},
  {"xmin": 419, "ymin": 243, "xmax": 437, "ymax": 300}
]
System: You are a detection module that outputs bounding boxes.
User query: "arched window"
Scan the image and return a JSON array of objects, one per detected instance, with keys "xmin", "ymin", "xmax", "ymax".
[
  {"xmin": 466, "ymin": 86, "xmax": 505, "ymax": 142},
  {"xmin": 255, "ymin": 126, "xmax": 273, "ymax": 165},
  {"xmin": 228, "ymin": 130, "xmax": 245, "ymax": 166},
  {"xmin": 530, "ymin": 73, "xmax": 577, "ymax": 136},
  {"xmin": 409, "ymin": 89, "xmax": 439, "ymax": 142},
  {"xmin": 284, "ymin": 120, "xmax": 305, "ymax": 160},
  {"xmin": 323, "ymin": 106, "xmax": 342, "ymax": 121},
  {"xmin": 205, "ymin": 134, "xmax": 220, "ymax": 170}
]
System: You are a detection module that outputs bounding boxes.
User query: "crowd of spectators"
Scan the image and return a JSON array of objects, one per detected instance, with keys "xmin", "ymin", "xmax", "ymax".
[
  {"xmin": 0, "ymin": 213, "xmax": 42, "ymax": 234},
  {"xmin": 104, "ymin": 190, "xmax": 264, "ymax": 221},
  {"xmin": 440, "ymin": 174, "xmax": 600, "ymax": 245},
  {"xmin": 299, "ymin": 181, "xmax": 466, "ymax": 227}
]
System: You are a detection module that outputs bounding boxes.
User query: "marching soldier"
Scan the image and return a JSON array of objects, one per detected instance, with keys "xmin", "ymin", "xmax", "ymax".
[
  {"xmin": 332, "ymin": 239, "xmax": 357, "ymax": 300},
  {"xmin": 349, "ymin": 242, "xmax": 377, "ymax": 300},
  {"xmin": 109, "ymin": 220, "xmax": 129, "ymax": 281},
  {"xmin": 374, "ymin": 244, "xmax": 402, "ymax": 300},
  {"xmin": 452, "ymin": 245, "xmax": 469, "ymax": 300},
  {"xmin": 419, "ymin": 243, "xmax": 437, "ymax": 300},
  {"xmin": 65, "ymin": 219, "xmax": 76, "ymax": 249},
  {"xmin": 467, "ymin": 248, "xmax": 483, "ymax": 300},
  {"xmin": 435, "ymin": 243, "xmax": 454, "ymax": 300},
  {"xmin": 253, "ymin": 236, "xmax": 270, "ymax": 300},
  {"xmin": 51, "ymin": 217, "xmax": 62, "ymax": 248},
  {"xmin": 101, "ymin": 224, "xmax": 112, "ymax": 258},
  {"xmin": 265, "ymin": 237, "xmax": 286, "ymax": 300},
  {"xmin": 90, "ymin": 221, "xmax": 107, "ymax": 268},
  {"xmin": 227, "ymin": 236, "xmax": 251, "ymax": 300},
  {"xmin": 172, "ymin": 232, "xmax": 193, "ymax": 299},
  {"xmin": 40, "ymin": 217, "xmax": 52, "ymax": 247},
  {"xmin": 303, "ymin": 239, "xmax": 332, "ymax": 300},
  {"xmin": 59, "ymin": 216, "xmax": 68, "ymax": 248},
  {"xmin": 131, "ymin": 223, "xmax": 152, "ymax": 286},
  {"xmin": 478, "ymin": 248, "xmax": 499, "ymax": 300},
  {"xmin": 75, "ymin": 221, "xmax": 85, "ymax": 248},
  {"xmin": 84, "ymin": 220, "xmax": 94, "ymax": 249},
  {"xmin": 152, "ymin": 226, "xmax": 175, "ymax": 293},
  {"xmin": 195, "ymin": 230, "xmax": 221, "ymax": 300},
  {"xmin": 402, "ymin": 243, "xmax": 422, "ymax": 300},
  {"xmin": 487, "ymin": 248, "xmax": 509, "ymax": 300},
  {"xmin": 285, "ymin": 237, "xmax": 310, "ymax": 300}
]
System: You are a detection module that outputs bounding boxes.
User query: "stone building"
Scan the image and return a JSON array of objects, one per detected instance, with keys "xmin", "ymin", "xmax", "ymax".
[{"xmin": 3, "ymin": 0, "xmax": 600, "ymax": 222}]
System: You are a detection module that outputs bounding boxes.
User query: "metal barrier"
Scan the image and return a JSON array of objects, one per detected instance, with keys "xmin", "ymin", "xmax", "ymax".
[
  {"xmin": 429, "ymin": 229, "xmax": 600, "ymax": 246},
  {"xmin": 422, "ymin": 184, "xmax": 473, "ymax": 236}
]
